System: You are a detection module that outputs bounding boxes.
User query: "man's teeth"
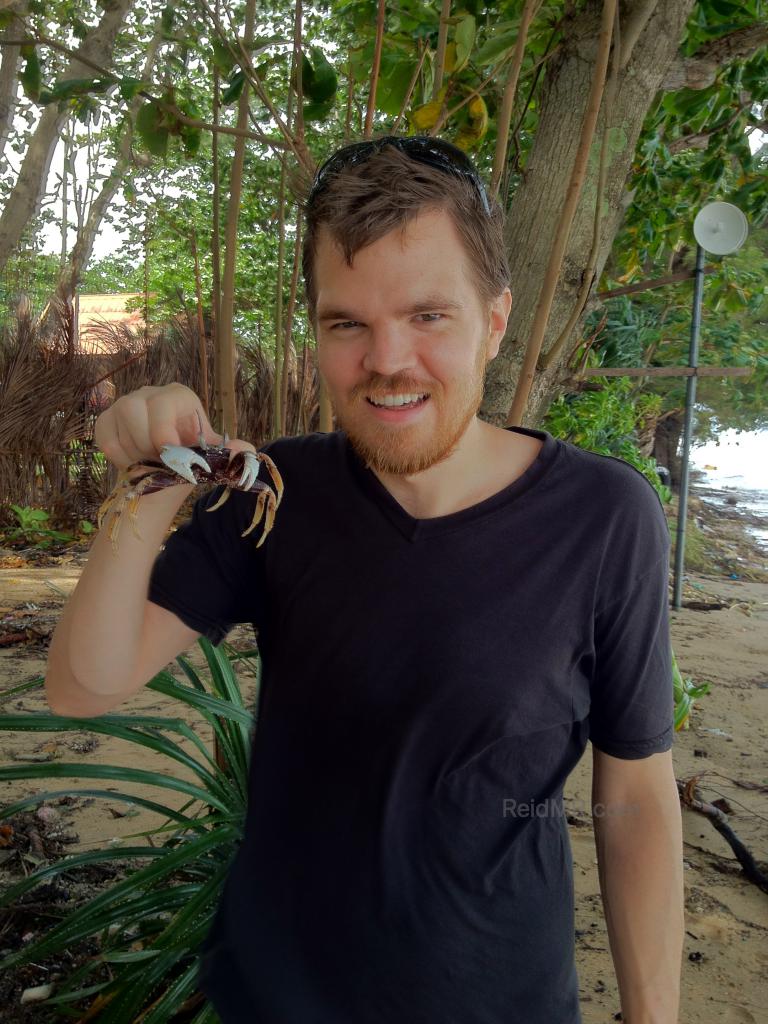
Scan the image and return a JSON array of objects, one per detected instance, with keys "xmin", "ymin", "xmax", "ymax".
[{"xmin": 369, "ymin": 393, "xmax": 428, "ymax": 407}]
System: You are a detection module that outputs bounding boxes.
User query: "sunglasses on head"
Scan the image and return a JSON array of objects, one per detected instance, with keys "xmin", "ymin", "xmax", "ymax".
[{"xmin": 307, "ymin": 135, "xmax": 492, "ymax": 217}]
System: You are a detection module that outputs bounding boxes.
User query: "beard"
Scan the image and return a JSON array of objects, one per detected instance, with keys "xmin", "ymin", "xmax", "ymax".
[{"xmin": 330, "ymin": 341, "xmax": 488, "ymax": 477}]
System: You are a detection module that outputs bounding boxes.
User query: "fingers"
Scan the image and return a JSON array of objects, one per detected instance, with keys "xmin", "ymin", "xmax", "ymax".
[
  {"xmin": 95, "ymin": 400, "xmax": 150, "ymax": 470},
  {"xmin": 222, "ymin": 439, "xmax": 257, "ymax": 464},
  {"xmin": 93, "ymin": 382, "xmax": 258, "ymax": 477},
  {"xmin": 117, "ymin": 395, "xmax": 157, "ymax": 466}
]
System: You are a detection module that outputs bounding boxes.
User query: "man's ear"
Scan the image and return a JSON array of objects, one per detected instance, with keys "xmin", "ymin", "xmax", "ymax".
[{"xmin": 486, "ymin": 288, "xmax": 512, "ymax": 361}]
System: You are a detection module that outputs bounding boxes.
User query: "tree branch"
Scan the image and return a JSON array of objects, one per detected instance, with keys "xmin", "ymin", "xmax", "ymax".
[
  {"xmin": 0, "ymin": 32, "xmax": 290, "ymax": 149},
  {"xmin": 662, "ymin": 24, "xmax": 768, "ymax": 92},
  {"xmin": 365, "ymin": 0, "xmax": 386, "ymax": 138},
  {"xmin": 432, "ymin": 0, "xmax": 451, "ymax": 100},
  {"xmin": 490, "ymin": 0, "xmax": 541, "ymax": 199},
  {"xmin": 618, "ymin": 0, "xmax": 657, "ymax": 70}
]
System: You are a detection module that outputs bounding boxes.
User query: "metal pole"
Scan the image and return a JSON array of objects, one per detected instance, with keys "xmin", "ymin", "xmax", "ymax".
[{"xmin": 672, "ymin": 243, "xmax": 705, "ymax": 609}]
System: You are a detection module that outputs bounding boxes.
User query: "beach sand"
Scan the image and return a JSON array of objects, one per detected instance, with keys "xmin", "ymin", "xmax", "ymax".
[{"xmin": 1, "ymin": 476, "xmax": 766, "ymax": 1021}]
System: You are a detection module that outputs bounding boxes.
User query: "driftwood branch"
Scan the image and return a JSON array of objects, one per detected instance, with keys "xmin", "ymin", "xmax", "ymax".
[{"xmin": 678, "ymin": 777, "xmax": 768, "ymax": 895}]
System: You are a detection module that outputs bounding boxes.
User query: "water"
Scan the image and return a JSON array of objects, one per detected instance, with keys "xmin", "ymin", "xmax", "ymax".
[{"xmin": 690, "ymin": 429, "xmax": 768, "ymax": 552}]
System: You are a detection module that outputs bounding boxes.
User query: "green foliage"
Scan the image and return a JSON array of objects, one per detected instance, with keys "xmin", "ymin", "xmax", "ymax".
[
  {"xmin": 6, "ymin": 0, "xmax": 765, "ymax": 431},
  {"xmin": 619, "ymin": 0, "xmax": 768, "ymax": 271},
  {"xmin": 594, "ymin": 224, "xmax": 768, "ymax": 443},
  {"xmin": 79, "ymin": 254, "xmax": 144, "ymax": 293},
  {"xmin": 672, "ymin": 648, "xmax": 711, "ymax": 731},
  {"xmin": 0, "ymin": 636, "xmax": 259, "ymax": 1021},
  {"xmin": 542, "ymin": 377, "xmax": 671, "ymax": 503},
  {"xmin": 4, "ymin": 505, "xmax": 77, "ymax": 547},
  {"xmin": 135, "ymin": 100, "xmax": 170, "ymax": 158},
  {"xmin": 301, "ymin": 46, "xmax": 338, "ymax": 104},
  {"xmin": 221, "ymin": 69, "xmax": 245, "ymax": 105},
  {"xmin": 19, "ymin": 45, "xmax": 42, "ymax": 102},
  {"xmin": 118, "ymin": 76, "xmax": 144, "ymax": 101}
]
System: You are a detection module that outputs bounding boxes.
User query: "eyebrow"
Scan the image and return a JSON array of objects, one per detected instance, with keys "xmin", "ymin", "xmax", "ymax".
[{"xmin": 317, "ymin": 295, "xmax": 464, "ymax": 323}]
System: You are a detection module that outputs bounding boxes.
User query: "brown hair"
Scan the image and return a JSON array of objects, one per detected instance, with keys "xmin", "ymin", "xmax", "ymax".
[{"xmin": 299, "ymin": 138, "xmax": 510, "ymax": 326}]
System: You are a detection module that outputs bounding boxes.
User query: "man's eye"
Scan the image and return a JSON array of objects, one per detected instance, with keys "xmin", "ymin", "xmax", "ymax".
[
  {"xmin": 418, "ymin": 313, "xmax": 442, "ymax": 322},
  {"xmin": 330, "ymin": 321, "xmax": 359, "ymax": 330}
]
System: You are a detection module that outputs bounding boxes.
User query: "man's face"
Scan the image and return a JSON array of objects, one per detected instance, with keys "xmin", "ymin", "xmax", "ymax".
[{"xmin": 313, "ymin": 206, "xmax": 510, "ymax": 476}]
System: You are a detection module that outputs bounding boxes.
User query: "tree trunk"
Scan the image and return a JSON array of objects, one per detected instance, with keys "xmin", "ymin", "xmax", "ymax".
[
  {"xmin": 0, "ymin": 7, "xmax": 23, "ymax": 170},
  {"xmin": 217, "ymin": 0, "xmax": 257, "ymax": 438},
  {"xmin": 0, "ymin": 0, "xmax": 134, "ymax": 276},
  {"xmin": 653, "ymin": 412, "xmax": 684, "ymax": 491},
  {"xmin": 54, "ymin": 21, "xmax": 163, "ymax": 306},
  {"xmin": 481, "ymin": 0, "xmax": 697, "ymax": 429}
]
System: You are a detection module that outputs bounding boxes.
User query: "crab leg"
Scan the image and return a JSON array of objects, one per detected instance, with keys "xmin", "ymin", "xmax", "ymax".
[
  {"xmin": 258, "ymin": 453, "xmax": 284, "ymax": 508},
  {"xmin": 242, "ymin": 487, "xmax": 277, "ymax": 545}
]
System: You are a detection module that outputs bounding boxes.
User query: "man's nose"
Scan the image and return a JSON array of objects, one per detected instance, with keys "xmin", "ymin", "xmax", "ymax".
[{"xmin": 361, "ymin": 323, "xmax": 418, "ymax": 377}]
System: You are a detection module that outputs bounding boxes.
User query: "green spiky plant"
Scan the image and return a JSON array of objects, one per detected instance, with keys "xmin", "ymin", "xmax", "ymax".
[
  {"xmin": 0, "ymin": 637, "xmax": 258, "ymax": 1022},
  {"xmin": 0, "ymin": 633, "xmax": 707, "ymax": 1022},
  {"xmin": 672, "ymin": 646, "xmax": 711, "ymax": 733}
]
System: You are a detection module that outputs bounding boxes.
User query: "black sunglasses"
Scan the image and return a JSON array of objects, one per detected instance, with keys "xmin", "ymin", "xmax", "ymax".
[{"xmin": 308, "ymin": 135, "xmax": 492, "ymax": 217}]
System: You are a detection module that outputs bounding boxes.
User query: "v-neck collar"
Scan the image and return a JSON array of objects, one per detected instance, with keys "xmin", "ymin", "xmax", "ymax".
[{"xmin": 343, "ymin": 425, "xmax": 561, "ymax": 543}]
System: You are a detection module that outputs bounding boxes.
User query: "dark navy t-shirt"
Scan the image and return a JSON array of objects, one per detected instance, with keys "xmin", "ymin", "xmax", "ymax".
[{"xmin": 148, "ymin": 425, "xmax": 674, "ymax": 1024}]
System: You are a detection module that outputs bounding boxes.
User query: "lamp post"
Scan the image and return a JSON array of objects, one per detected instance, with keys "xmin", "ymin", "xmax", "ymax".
[{"xmin": 672, "ymin": 202, "xmax": 749, "ymax": 609}]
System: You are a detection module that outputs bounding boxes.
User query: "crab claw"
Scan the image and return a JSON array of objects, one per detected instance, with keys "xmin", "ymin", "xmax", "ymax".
[
  {"xmin": 159, "ymin": 444, "xmax": 212, "ymax": 485},
  {"xmin": 236, "ymin": 450, "xmax": 261, "ymax": 489}
]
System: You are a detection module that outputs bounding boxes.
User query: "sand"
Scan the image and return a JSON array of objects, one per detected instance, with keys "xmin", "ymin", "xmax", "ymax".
[{"xmin": 1, "ymin": 480, "xmax": 766, "ymax": 1022}]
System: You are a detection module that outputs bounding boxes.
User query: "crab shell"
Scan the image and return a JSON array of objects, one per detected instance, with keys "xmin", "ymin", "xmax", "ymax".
[{"xmin": 96, "ymin": 443, "xmax": 284, "ymax": 553}]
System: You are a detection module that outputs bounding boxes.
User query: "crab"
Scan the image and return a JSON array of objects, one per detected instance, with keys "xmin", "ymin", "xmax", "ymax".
[{"xmin": 96, "ymin": 411, "xmax": 284, "ymax": 553}]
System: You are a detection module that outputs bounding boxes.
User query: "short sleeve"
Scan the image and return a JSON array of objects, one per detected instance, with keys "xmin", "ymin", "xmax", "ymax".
[
  {"xmin": 588, "ymin": 547, "xmax": 674, "ymax": 759},
  {"xmin": 148, "ymin": 483, "xmax": 267, "ymax": 647}
]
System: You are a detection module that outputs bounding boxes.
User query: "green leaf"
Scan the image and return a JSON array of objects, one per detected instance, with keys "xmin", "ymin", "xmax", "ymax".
[
  {"xmin": 376, "ymin": 55, "xmax": 415, "ymax": 117},
  {"xmin": 454, "ymin": 14, "xmax": 476, "ymax": 72},
  {"xmin": 709, "ymin": 0, "xmax": 744, "ymax": 15},
  {"xmin": 47, "ymin": 77, "xmax": 112, "ymax": 102},
  {"xmin": 119, "ymin": 76, "xmax": 144, "ymax": 101},
  {"xmin": 221, "ymin": 69, "xmax": 245, "ymax": 105},
  {"xmin": 303, "ymin": 46, "xmax": 337, "ymax": 103},
  {"xmin": 474, "ymin": 30, "xmax": 516, "ymax": 67},
  {"xmin": 161, "ymin": 3, "xmax": 175, "ymax": 33},
  {"xmin": 211, "ymin": 38, "xmax": 235, "ymax": 76},
  {"xmin": 180, "ymin": 124, "xmax": 202, "ymax": 156},
  {"xmin": 135, "ymin": 100, "xmax": 169, "ymax": 157},
  {"xmin": 297, "ymin": 50, "xmax": 315, "ymax": 95},
  {"xmin": 303, "ymin": 97, "xmax": 335, "ymax": 122},
  {"xmin": 71, "ymin": 17, "xmax": 90, "ymax": 40},
  {"xmin": 20, "ymin": 47, "xmax": 42, "ymax": 102}
]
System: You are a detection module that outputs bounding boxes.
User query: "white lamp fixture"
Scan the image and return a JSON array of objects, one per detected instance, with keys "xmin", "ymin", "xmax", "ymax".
[
  {"xmin": 672, "ymin": 200, "xmax": 749, "ymax": 609},
  {"xmin": 693, "ymin": 201, "xmax": 749, "ymax": 255}
]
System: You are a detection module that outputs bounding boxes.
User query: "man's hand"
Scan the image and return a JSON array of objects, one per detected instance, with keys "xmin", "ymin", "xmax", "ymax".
[{"xmin": 591, "ymin": 746, "xmax": 684, "ymax": 1024}]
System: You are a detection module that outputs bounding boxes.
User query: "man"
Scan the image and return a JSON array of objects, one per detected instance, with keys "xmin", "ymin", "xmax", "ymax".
[{"xmin": 142, "ymin": 137, "xmax": 685, "ymax": 1020}]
